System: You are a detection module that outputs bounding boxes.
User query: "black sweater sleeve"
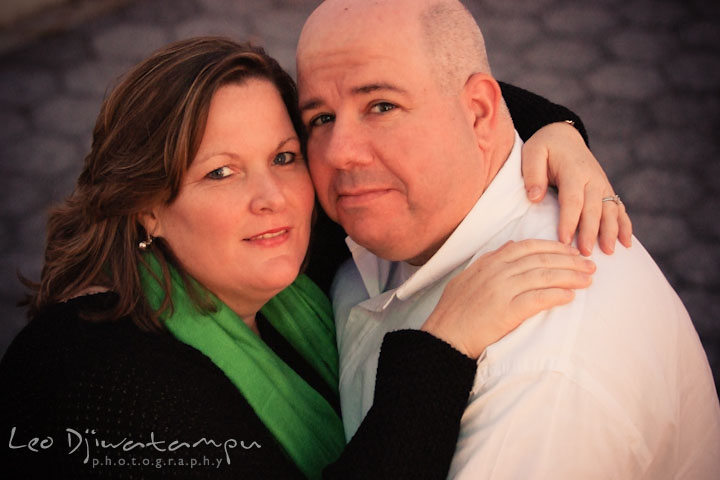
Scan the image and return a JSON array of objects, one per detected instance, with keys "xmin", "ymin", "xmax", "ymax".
[
  {"xmin": 499, "ymin": 81, "xmax": 589, "ymax": 146},
  {"xmin": 324, "ymin": 330, "xmax": 477, "ymax": 479}
]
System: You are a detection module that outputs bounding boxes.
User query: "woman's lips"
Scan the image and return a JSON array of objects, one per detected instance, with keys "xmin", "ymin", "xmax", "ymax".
[{"xmin": 244, "ymin": 227, "xmax": 291, "ymax": 246}]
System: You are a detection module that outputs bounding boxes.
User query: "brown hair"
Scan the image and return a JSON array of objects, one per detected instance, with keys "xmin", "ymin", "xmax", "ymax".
[{"xmin": 27, "ymin": 37, "xmax": 305, "ymax": 329}]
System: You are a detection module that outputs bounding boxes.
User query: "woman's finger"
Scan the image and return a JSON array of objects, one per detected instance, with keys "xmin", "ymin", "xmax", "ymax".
[
  {"xmin": 618, "ymin": 203, "xmax": 633, "ymax": 248},
  {"xmin": 461, "ymin": 240, "xmax": 581, "ymax": 281},
  {"xmin": 575, "ymin": 181, "xmax": 605, "ymax": 256},
  {"xmin": 521, "ymin": 141, "xmax": 550, "ymax": 203},
  {"xmin": 475, "ymin": 239, "xmax": 581, "ymax": 265},
  {"xmin": 597, "ymin": 199, "xmax": 620, "ymax": 254},
  {"xmin": 505, "ymin": 252, "xmax": 596, "ymax": 278},
  {"xmin": 555, "ymin": 177, "xmax": 585, "ymax": 246},
  {"xmin": 510, "ymin": 268, "xmax": 593, "ymax": 293},
  {"xmin": 511, "ymin": 288, "xmax": 577, "ymax": 321}
]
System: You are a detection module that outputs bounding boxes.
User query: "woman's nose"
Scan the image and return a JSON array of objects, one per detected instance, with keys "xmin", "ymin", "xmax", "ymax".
[{"xmin": 249, "ymin": 173, "xmax": 287, "ymax": 214}]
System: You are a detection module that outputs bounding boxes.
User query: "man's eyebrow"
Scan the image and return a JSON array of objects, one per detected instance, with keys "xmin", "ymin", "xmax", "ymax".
[
  {"xmin": 351, "ymin": 82, "xmax": 408, "ymax": 96},
  {"xmin": 299, "ymin": 83, "xmax": 408, "ymax": 113},
  {"xmin": 299, "ymin": 98, "xmax": 323, "ymax": 113}
]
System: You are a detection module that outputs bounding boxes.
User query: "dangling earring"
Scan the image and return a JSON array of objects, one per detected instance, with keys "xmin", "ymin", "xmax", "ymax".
[{"xmin": 139, "ymin": 233, "xmax": 154, "ymax": 250}]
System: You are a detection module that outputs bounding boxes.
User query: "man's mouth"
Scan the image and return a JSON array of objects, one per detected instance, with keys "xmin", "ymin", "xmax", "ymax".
[{"xmin": 337, "ymin": 189, "xmax": 391, "ymax": 208}]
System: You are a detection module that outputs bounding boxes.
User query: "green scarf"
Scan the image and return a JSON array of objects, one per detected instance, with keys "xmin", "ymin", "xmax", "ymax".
[{"xmin": 139, "ymin": 253, "xmax": 346, "ymax": 479}]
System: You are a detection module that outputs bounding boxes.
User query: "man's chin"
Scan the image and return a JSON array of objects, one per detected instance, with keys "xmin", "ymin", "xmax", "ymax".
[{"xmin": 348, "ymin": 232, "xmax": 418, "ymax": 263}]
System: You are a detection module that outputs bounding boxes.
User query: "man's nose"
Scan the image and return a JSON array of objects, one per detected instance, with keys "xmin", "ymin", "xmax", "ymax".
[{"xmin": 321, "ymin": 117, "xmax": 373, "ymax": 170}]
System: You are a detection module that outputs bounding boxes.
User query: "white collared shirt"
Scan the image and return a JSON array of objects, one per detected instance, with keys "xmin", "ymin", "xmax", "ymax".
[{"xmin": 332, "ymin": 132, "xmax": 720, "ymax": 479}]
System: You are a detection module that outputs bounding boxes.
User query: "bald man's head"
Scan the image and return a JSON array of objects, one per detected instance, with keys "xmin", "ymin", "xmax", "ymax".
[
  {"xmin": 296, "ymin": 0, "xmax": 515, "ymax": 263},
  {"xmin": 418, "ymin": 1, "xmax": 491, "ymax": 91},
  {"xmin": 297, "ymin": 0, "xmax": 491, "ymax": 94}
]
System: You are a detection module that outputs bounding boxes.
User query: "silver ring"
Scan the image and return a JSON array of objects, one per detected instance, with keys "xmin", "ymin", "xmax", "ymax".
[{"xmin": 602, "ymin": 194, "xmax": 622, "ymax": 206}]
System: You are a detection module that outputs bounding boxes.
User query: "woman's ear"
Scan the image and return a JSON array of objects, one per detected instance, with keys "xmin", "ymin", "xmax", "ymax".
[
  {"xmin": 138, "ymin": 208, "xmax": 162, "ymax": 238},
  {"xmin": 462, "ymin": 73, "xmax": 504, "ymax": 149}
]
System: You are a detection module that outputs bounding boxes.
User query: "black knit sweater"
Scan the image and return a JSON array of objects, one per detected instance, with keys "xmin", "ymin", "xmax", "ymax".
[{"xmin": 0, "ymin": 293, "xmax": 477, "ymax": 479}]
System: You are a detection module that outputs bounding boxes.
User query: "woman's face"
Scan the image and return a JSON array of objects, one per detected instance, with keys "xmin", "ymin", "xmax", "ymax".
[{"xmin": 150, "ymin": 79, "xmax": 315, "ymax": 316}]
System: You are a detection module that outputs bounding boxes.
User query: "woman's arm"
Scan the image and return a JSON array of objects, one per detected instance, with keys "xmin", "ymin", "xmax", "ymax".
[
  {"xmin": 501, "ymin": 82, "xmax": 632, "ymax": 255},
  {"xmin": 324, "ymin": 331, "xmax": 476, "ymax": 479},
  {"xmin": 500, "ymin": 81, "xmax": 588, "ymax": 145}
]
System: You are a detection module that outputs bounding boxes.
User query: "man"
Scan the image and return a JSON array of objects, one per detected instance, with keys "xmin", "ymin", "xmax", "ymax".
[{"xmin": 296, "ymin": 0, "xmax": 720, "ymax": 478}]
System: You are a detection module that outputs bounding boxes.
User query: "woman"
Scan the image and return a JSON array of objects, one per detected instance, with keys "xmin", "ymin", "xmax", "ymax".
[{"xmin": 1, "ymin": 37, "xmax": 612, "ymax": 479}]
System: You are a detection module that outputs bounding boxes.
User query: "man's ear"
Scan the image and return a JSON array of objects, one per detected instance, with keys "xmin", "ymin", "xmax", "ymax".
[
  {"xmin": 138, "ymin": 208, "xmax": 163, "ymax": 238},
  {"xmin": 462, "ymin": 73, "xmax": 503, "ymax": 149}
]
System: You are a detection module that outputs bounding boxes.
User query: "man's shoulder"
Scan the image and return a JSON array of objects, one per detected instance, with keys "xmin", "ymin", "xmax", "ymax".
[
  {"xmin": 582, "ymin": 238, "xmax": 687, "ymax": 330},
  {"xmin": 471, "ymin": 236, "xmax": 720, "ymax": 477},
  {"xmin": 518, "ymin": 196, "xmax": 678, "ymax": 312},
  {"xmin": 480, "ymin": 233, "xmax": 709, "ymax": 414},
  {"xmin": 518, "ymin": 236, "xmax": 691, "ymax": 364}
]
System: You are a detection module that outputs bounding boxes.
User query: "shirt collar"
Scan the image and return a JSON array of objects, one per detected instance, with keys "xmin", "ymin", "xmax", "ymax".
[
  {"xmin": 345, "ymin": 237, "xmax": 392, "ymax": 298},
  {"xmin": 347, "ymin": 131, "xmax": 531, "ymax": 307}
]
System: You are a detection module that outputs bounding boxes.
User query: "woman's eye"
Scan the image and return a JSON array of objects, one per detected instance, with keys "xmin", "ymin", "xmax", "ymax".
[
  {"xmin": 206, "ymin": 166, "xmax": 232, "ymax": 180},
  {"xmin": 273, "ymin": 152, "xmax": 296, "ymax": 166},
  {"xmin": 310, "ymin": 114, "xmax": 334, "ymax": 127},
  {"xmin": 370, "ymin": 102, "xmax": 396, "ymax": 113}
]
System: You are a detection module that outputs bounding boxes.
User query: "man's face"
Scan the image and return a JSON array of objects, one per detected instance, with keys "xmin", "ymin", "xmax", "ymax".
[{"xmin": 298, "ymin": 29, "xmax": 486, "ymax": 264}]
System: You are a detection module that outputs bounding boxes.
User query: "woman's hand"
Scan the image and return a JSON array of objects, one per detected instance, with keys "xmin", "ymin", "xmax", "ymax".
[
  {"xmin": 521, "ymin": 121, "xmax": 632, "ymax": 256},
  {"xmin": 421, "ymin": 239, "xmax": 595, "ymax": 359}
]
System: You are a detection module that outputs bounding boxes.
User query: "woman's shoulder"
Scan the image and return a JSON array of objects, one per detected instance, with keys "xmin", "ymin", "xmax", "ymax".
[
  {"xmin": 4, "ymin": 293, "xmax": 164, "ymax": 367},
  {"xmin": 4, "ymin": 292, "xmax": 233, "ymax": 381},
  {"xmin": 0, "ymin": 293, "xmax": 246, "ymax": 415},
  {"xmin": 1, "ymin": 293, "xmax": 303, "ymax": 478},
  {"xmin": 1, "ymin": 294, "xmax": 112, "ymax": 374}
]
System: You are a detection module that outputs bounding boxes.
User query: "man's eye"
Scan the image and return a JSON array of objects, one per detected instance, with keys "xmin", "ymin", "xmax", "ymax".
[
  {"xmin": 370, "ymin": 102, "xmax": 396, "ymax": 113},
  {"xmin": 206, "ymin": 166, "xmax": 232, "ymax": 180},
  {"xmin": 273, "ymin": 152, "xmax": 296, "ymax": 166},
  {"xmin": 310, "ymin": 114, "xmax": 334, "ymax": 127}
]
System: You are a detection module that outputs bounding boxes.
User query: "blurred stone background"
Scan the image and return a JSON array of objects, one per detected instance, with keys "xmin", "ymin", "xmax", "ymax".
[{"xmin": 0, "ymin": 0, "xmax": 718, "ymax": 391}]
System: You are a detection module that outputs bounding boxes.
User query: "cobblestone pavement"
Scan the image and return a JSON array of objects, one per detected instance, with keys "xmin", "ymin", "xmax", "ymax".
[{"xmin": 1, "ymin": 0, "xmax": 718, "ymax": 389}]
